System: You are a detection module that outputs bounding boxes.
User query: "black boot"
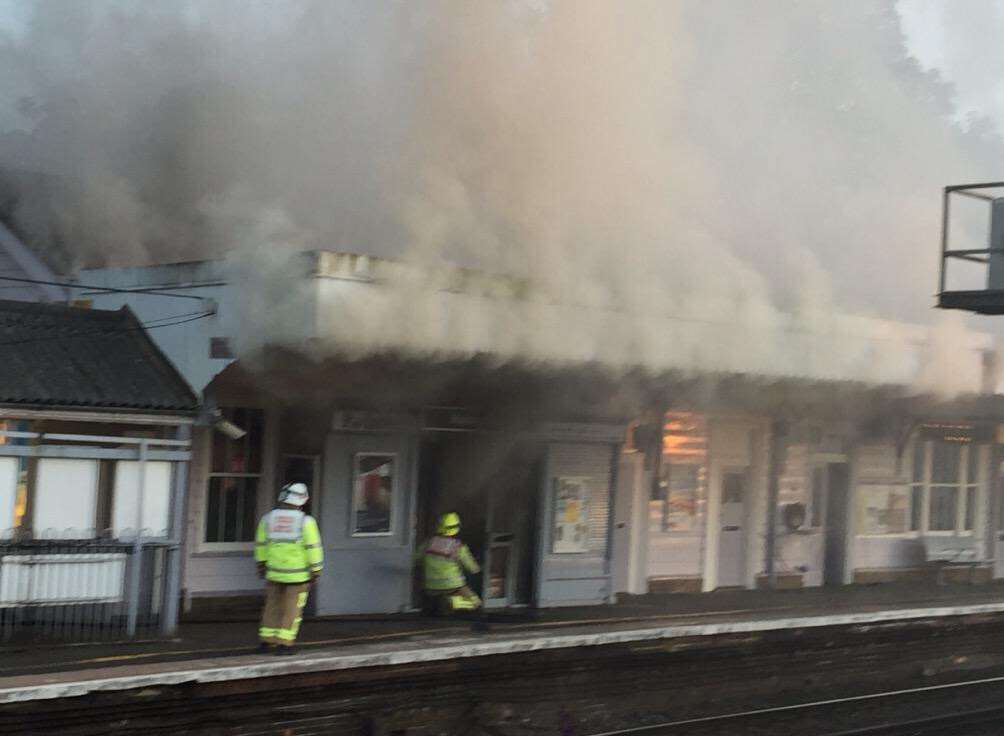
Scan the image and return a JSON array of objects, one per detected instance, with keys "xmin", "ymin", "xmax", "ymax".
[{"xmin": 276, "ymin": 645, "xmax": 296, "ymax": 656}]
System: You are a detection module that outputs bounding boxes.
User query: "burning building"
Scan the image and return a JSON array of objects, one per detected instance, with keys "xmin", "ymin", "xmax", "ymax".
[
  {"xmin": 3, "ymin": 1, "xmax": 1004, "ymax": 617},
  {"xmin": 61, "ymin": 250, "xmax": 1004, "ymax": 617}
]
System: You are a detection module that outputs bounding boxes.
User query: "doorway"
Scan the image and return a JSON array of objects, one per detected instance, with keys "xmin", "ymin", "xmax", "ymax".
[
  {"xmin": 717, "ymin": 469, "xmax": 748, "ymax": 587},
  {"xmin": 823, "ymin": 463, "xmax": 851, "ymax": 586},
  {"xmin": 418, "ymin": 435, "xmax": 541, "ymax": 608}
]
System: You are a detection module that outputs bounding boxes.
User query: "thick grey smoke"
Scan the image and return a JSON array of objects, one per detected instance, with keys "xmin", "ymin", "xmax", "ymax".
[{"xmin": 0, "ymin": 1, "xmax": 998, "ymax": 387}]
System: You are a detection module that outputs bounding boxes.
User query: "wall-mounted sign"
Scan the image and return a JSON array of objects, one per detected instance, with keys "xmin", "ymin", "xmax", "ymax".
[
  {"xmin": 919, "ymin": 423, "xmax": 992, "ymax": 443},
  {"xmin": 422, "ymin": 407, "xmax": 485, "ymax": 432},
  {"xmin": 332, "ymin": 411, "xmax": 415, "ymax": 433},
  {"xmin": 552, "ymin": 476, "xmax": 591, "ymax": 554}
]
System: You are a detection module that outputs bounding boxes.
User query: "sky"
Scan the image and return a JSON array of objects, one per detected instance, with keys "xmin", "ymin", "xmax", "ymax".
[{"xmin": 898, "ymin": 0, "xmax": 1004, "ymax": 125}]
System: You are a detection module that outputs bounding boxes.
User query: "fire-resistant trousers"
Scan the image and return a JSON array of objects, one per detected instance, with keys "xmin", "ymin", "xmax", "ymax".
[
  {"xmin": 424, "ymin": 585, "xmax": 482, "ymax": 615},
  {"xmin": 259, "ymin": 581, "xmax": 310, "ymax": 645}
]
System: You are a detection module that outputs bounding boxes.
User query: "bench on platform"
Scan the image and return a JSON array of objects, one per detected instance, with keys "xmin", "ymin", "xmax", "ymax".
[{"xmin": 921, "ymin": 537, "xmax": 986, "ymax": 585}]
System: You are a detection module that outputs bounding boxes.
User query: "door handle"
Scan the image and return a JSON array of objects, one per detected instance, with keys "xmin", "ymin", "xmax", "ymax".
[{"xmin": 722, "ymin": 525, "xmax": 740, "ymax": 531}]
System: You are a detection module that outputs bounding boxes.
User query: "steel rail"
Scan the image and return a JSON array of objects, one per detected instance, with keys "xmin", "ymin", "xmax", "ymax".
[
  {"xmin": 589, "ymin": 673, "xmax": 1004, "ymax": 735},
  {"xmin": 825, "ymin": 705, "xmax": 1004, "ymax": 735}
]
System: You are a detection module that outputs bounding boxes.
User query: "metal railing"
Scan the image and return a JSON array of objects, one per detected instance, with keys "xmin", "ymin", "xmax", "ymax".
[
  {"xmin": 0, "ymin": 531, "xmax": 172, "ymax": 643},
  {"xmin": 939, "ymin": 182, "xmax": 1004, "ymax": 313}
]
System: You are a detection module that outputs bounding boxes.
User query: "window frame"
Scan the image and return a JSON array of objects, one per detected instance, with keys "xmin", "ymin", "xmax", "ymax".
[
  {"xmin": 911, "ymin": 438, "xmax": 985, "ymax": 538},
  {"xmin": 202, "ymin": 408, "xmax": 266, "ymax": 550},
  {"xmin": 857, "ymin": 438, "xmax": 987, "ymax": 539}
]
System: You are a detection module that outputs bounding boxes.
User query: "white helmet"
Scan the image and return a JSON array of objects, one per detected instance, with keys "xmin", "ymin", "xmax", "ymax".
[{"xmin": 278, "ymin": 482, "xmax": 309, "ymax": 507}]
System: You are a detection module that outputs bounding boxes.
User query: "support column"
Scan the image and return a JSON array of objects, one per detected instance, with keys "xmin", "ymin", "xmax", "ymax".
[
  {"xmin": 765, "ymin": 421, "xmax": 788, "ymax": 590},
  {"xmin": 161, "ymin": 425, "xmax": 191, "ymax": 636},
  {"xmin": 126, "ymin": 439, "xmax": 148, "ymax": 638}
]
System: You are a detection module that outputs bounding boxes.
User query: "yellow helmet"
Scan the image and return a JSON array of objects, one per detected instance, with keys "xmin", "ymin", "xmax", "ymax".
[{"xmin": 438, "ymin": 512, "xmax": 461, "ymax": 536}]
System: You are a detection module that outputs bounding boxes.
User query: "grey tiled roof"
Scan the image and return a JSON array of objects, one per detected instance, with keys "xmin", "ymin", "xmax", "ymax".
[{"xmin": 0, "ymin": 300, "xmax": 198, "ymax": 412}]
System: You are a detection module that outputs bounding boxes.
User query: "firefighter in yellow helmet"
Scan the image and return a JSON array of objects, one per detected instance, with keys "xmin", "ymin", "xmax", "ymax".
[
  {"xmin": 255, "ymin": 482, "xmax": 324, "ymax": 654},
  {"xmin": 418, "ymin": 512, "xmax": 482, "ymax": 614}
]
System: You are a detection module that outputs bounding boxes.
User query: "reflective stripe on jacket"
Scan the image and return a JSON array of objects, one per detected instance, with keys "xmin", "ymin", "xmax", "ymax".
[
  {"xmin": 255, "ymin": 509, "xmax": 324, "ymax": 584},
  {"xmin": 421, "ymin": 535, "xmax": 480, "ymax": 591}
]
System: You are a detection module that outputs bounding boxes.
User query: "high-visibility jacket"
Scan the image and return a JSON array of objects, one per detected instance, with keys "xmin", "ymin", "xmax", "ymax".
[
  {"xmin": 255, "ymin": 509, "xmax": 324, "ymax": 584},
  {"xmin": 420, "ymin": 535, "xmax": 480, "ymax": 592}
]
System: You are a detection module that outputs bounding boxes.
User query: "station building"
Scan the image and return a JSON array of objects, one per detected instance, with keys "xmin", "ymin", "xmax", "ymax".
[{"xmin": 72, "ymin": 251, "xmax": 1004, "ymax": 615}]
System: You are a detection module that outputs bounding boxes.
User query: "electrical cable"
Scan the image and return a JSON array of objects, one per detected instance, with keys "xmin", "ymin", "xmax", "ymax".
[{"xmin": 0, "ymin": 274, "xmax": 209, "ymax": 302}]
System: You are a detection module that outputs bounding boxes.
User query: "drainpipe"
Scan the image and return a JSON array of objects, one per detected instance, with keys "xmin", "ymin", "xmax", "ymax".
[{"xmin": 765, "ymin": 420, "xmax": 788, "ymax": 590}]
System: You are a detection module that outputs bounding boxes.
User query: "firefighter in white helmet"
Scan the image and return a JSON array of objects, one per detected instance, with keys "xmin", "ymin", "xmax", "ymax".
[{"xmin": 255, "ymin": 482, "xmax": 323, "ymax": 654}]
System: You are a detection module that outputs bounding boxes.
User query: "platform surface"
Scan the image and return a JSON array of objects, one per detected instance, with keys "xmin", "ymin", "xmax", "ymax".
[{"xmin": 4, "ymin": 582, "xmax": 1004, "ymax": 704}]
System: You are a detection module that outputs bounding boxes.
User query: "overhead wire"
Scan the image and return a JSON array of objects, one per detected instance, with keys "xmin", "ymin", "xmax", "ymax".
[{"xmin": 0, "ymin": 274, "xmax": 209, "ymax": 302}]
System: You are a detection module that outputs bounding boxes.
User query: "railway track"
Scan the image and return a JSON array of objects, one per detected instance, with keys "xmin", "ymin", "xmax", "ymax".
[
  {"xmin": 590, "ymin": 676, "xmax": 1004, "ymax": 735},
  {"xmin": 6, "ymin": 617, "xmax": 1004, "ymax": 735}
]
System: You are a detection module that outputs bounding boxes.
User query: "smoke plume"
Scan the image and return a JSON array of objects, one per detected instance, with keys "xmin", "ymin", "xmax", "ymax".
[{"xmin": 0, "ymin": 1, "xmax": 999, "ymax": 388}]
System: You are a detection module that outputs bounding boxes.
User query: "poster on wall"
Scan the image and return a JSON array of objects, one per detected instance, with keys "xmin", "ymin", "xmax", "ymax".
[
  {"xmin": 857, "ymin": 484, "xmax": 911, "ymax": 535},
  {"xmin": 552, "ymin": 476, "xmax": 591, "ymax": 553},
  {"xmin": 351, "ymin": 453, "xmax": 395, "ymax": 536}
]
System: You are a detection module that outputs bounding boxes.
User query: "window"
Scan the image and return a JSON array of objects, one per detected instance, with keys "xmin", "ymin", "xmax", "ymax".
[
  {"xmin": 351, "ymin": 453, "xmax": 395, "ymax": 536},
  {"xmin": 966, "ymin": 445, "xmax": 980, "ymax": 532},
  {"xmin": 205, "ymin": 408, "xmax": 264, "ymax": 543},
  {"xmin": 209, "ymin": 338, "xmax": 234, "ymax": 359},
  {"xmin": 928, "ymin": 487, "xmax": 958, "ymax": 531},
  {"xmin": 34, "ymin": 458, "xmax": 99, "ymax": 539},
  {"xmin": 112, "ymin": 461, "xmax": 173, "ymax": 538},
  {"xmin": 908, "ymin": 438, "xmax": 985, "ymax": 536},
  {"xmin": 910, "ymin": 487, "xmax": 923, "ymax": 532},
  {"xmin": 723, "ymin": 472, "xmax": 745, "ymax": 504},
  {"xmin": 652, "ymin": 412, "xmax": 707, "ymax": 534}
]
